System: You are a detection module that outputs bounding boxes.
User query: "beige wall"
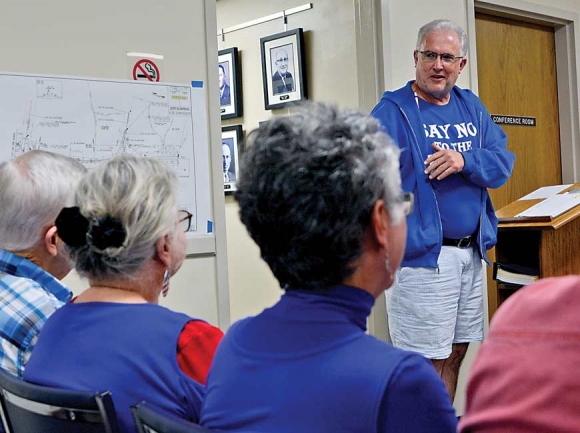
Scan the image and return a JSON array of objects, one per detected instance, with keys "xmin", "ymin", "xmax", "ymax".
[
  {"xmin": 381, "ymin": 0, "xmax": 470, "ymax": 90},
  {"xmin": 217, "ymin": 0, "xmax": 364, "ymax": 321}
]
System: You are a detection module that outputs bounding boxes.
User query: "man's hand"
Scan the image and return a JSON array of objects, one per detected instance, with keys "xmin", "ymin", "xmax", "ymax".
[{"xmin": 424, "ymin": 143, "xmax": 465, "ymax": 180}]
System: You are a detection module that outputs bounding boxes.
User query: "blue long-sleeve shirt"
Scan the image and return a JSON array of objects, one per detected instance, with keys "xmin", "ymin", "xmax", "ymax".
[{"xmin": 201, "ymin": 285, "xmax": 457, "ymax": 432}]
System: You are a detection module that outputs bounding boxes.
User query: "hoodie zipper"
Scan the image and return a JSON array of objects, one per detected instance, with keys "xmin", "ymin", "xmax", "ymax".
[
  {"xmin": 477, "ymin": 110, "xmax": 485, "ymax": 262},
  {"xmin": 400, "ymin": 105, "xmax": 444, "ymax": 255}
]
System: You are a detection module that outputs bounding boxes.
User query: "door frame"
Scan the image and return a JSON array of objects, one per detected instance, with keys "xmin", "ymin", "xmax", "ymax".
[{"xmin": 466, "ymin": 0, "xmax": 580, "ymax": 183}]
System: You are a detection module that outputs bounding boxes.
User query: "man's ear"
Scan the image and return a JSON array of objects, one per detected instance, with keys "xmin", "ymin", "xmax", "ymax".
[
  {"xmin": 370, "ymin": 200, "xmax": 390, "ymax": 250},
  {"xmin": 458, "ymin": 57, "xmax": 468, "ymax": 73},
  {"xmin": 413, "ymin": 50, "xmax": 419, "ymax": 67},
  {"xmin": 155, "ymin": 232, "xmax": 171, "ymax": 268},
  {"xmin": 44, "ymin": 226, "xmax": 59, "ymax": 257}
]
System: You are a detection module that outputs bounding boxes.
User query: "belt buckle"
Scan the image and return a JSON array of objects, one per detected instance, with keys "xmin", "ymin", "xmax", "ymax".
[{"xmin": 457, "ymin": 236, "xmax": 471, "ymax": 248}]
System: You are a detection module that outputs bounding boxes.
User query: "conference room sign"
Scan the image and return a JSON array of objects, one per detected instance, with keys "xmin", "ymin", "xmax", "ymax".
[{"xmin": 491, "ymin": 114, "xmax": 536, "ymax": 127}]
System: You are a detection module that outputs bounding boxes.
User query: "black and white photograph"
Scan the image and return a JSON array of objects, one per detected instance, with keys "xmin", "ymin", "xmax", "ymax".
[
  {"xmin": 218, "ymin": 47, "xmax": 243, "ymax": 119},
  {"xmin": 260, "ymin": 28, "xmax": 307, "ymax": 110},
  {"xmin": 221, "ymin": 125, "xmax": 242, "ymax": 193}
]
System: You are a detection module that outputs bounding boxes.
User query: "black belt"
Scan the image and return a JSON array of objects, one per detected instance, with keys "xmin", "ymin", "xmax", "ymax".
[{"xmin": 442, "ymin": 235, "xmax": 473, "ymax": 248}]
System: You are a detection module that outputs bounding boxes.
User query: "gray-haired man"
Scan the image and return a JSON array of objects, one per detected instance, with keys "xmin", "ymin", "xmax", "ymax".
[{"xmin": 0, "ymin": 150, "xmax": 86, "ymax": 376}]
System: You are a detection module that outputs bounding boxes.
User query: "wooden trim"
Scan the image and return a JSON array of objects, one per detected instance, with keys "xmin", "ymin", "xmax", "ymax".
[{"xmin": 468, "ymin": 0, "xmax": 580, "ymax": 184}]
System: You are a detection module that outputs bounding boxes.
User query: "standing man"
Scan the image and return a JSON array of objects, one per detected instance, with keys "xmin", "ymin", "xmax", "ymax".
[
  {"xmin": 272, "ymin": 48, "xmax": 294, "ymax": 95},
  {"xmin": 0, "ymin": 150, "xmax": 86, "ymax": 377},
  {"xmin": 371, "ymin": 19, "xmax": 515, "ymax": 402},
  {"xmin": 219, "ymin": 64, "xmax": 231, "ymax": 106}
]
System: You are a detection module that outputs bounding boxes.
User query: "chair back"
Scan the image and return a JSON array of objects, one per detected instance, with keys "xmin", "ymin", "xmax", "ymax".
[
  {"xmin": 0, "ymin": 369, "xmax": 119, "ymax": 433},
  {"xmin": 131, "ymin": 401, "xmax": 212, "ymax": 433}
]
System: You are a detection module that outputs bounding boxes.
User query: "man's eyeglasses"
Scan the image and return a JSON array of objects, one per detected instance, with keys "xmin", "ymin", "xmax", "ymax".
[
  {"xmin": 418, "ymin": 50, "xmax": 463, "ymax": 65},
  {"xmin": 276, "ymin": 57, "xmax": 289, "ymax": 62},
  {"xmin": 399, "ymin": 192, "xmax": 414, "ymax": 217},
  {"xmin": 179, "ymin": 209, "xmax": 193, "ymax": 233}
]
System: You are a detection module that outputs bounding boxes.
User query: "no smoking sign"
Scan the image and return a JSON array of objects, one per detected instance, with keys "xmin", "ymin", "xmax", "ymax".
[{"xmin": 132, "ymin": 59, "xmax": 160, "ymax": 82}]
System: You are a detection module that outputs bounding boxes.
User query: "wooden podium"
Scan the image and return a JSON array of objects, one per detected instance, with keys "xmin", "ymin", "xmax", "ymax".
[{"xmin": 488, "ymin": 183, "xmax": 580, "ymax": 318}]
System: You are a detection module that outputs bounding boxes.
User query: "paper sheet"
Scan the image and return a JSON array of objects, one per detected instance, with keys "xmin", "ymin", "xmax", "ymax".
[
  {"xmin": 519, "ymin": 184, "xmax": 573, "ymax": 200},
  {"xmin": 516, "ymin": 193, "xmax": 580, "ymax": 218}
]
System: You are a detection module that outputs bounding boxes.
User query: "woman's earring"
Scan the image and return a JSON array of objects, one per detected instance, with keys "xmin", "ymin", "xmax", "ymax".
[
  {"xmin": 162, "ymin": 269, "xmax": 170, "ymax": 297},
  {"xmin": 385, "ymin": 252, "xmax": 395, "ymax": 283}
]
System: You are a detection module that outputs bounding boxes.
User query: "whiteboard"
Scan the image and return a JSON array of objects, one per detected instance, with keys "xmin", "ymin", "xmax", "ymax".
[{"xmin": 0, "ymin": 71, "xmax": 213, "ymax": 253}]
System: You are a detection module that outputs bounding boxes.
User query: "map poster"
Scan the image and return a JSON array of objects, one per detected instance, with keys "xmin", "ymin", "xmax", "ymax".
[{"xmin": 0, "ymin": 72, "xmax": 212, "ymax": 239}]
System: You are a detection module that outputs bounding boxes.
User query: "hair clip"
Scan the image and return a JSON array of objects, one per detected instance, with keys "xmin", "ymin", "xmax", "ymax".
[
  {"xmin": 89, "ymin": 216, "xmax": 126, "ymax": 250},
  {"xmin": 55, "ymin": 207, "xmax": 90, "ymax": 247}
]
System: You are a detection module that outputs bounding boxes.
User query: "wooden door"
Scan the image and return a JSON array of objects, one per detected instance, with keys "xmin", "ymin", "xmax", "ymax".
[{"xmin": 475, "ymin": 13, "xmax": 562, "ymax": 317}]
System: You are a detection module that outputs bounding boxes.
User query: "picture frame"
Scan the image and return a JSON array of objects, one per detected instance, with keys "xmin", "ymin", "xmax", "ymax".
[
  {"xmin": 218, "ymin": 47, "xmax": 243, "ymax": 119},
  {"xmin": 221, "ymin": 125, "xmax": 243, "ymax": 193},
  {"xmin": 260, "ymin": 28, "xmax": 307, "ymax": 110}
]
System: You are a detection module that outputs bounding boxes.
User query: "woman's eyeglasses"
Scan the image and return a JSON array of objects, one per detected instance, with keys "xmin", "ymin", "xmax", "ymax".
[{"xmin": 178, "ymin": 210, "xmax": 193, "ymax": 233}]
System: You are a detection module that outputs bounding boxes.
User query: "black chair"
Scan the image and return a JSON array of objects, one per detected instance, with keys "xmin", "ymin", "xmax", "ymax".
[
  {"xmin": 0, "ymin": 368, "xmax": 119, "ymax": 433},
  {"xmin": 131, "ymin": 401, "xmax": 212, "ymax": 433}
]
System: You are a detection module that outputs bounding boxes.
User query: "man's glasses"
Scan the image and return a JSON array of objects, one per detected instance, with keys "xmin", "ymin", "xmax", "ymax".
[
  {"xmin": 276, "ymin": 57, "xmax": 288, "ymax": 62},
  {"xmin": 179, "ymin": 209, "xmax": 193, "ymax": 233},
  {"xmin": 399, "ymin": 192, "xmax": 414, "ymax": 217},
  {"xmin": 418, "ymin": 50, "xmax": 463, "ymax": 65}
]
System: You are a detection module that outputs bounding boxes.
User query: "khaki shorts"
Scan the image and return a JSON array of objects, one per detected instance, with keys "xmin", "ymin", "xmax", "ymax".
[{"xmin": 386, "ymin": 245, "xmax": 484, "ymax": 359}]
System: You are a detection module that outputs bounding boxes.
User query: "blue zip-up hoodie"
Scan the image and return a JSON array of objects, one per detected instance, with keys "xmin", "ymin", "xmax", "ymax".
[{"xmin": 371, "ymin": 81, "xmax": 515, "ymax": 267}]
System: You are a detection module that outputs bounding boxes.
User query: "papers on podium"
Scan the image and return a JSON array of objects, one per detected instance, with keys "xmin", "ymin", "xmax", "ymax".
[
  {"xmin": 514, "ymin": 192, "xmax": 580, "ymax": 222},
  {"xmin": 497, "ymin": 185, "xmax": 580, "ymax": 223},
  {"xmin": 493, "ymin": 262, "xmax": 539, "ymax": 286},
  {"xmin": 519, "ymin": 184, "xmax": 572, "ymax": 200}
]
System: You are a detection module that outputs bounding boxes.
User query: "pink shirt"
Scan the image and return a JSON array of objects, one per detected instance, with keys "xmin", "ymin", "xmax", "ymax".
[{"xmin": 460, "ymin": 275, "xmax": 580, "ymax": 432}]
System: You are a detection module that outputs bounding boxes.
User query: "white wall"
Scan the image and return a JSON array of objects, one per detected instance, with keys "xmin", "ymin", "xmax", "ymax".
[{"xmin": 1, "ymin": 0, "xmax": 230, "ymax": 328}]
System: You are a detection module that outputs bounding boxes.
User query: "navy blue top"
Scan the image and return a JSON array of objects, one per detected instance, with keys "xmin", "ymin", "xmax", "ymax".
[
  {"xmin": 24, "ymin": 302, "xmax": 204, "ymax": 432},
  {"xmin": 201, "ymin": 285, "xmax": 457, "ymax": 432}
]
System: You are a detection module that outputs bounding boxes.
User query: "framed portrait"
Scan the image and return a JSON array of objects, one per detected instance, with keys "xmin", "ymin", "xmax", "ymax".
[
  {"xmin": 260, "ymin": 28, "xmax": 307, "ymax": 110},
  {"xmin": 221, "ymin": 125, "xmax": 243, "ymax": 193},
  {"xmin": 218, "ymin": 47, "xmax": 243, "ymax": 119}
]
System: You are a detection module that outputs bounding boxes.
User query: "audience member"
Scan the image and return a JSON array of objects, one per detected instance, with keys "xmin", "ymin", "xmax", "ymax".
[
  {"xmin": 23, "ymin": 155, "xmax": 223, "ymax": 432},
  {"xmin": 459, "ymin": 275, "xmax": 580, "ymax": 432},
  {"xmin": 0, "ymin": 150, "xmax": 85, "ymax": 377},
  {"xmin": 200, "ymin": 103, "xmax": 457, "ymax": 432}
]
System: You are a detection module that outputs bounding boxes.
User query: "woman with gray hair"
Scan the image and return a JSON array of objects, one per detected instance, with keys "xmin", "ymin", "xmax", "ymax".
[
  {"xmin": 23, "ymin": 154, "xmax": 223, "ymax": 432},
  {"xmin": 200, "ymin": 103, "xmax": 457, "ymax": 432}
]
